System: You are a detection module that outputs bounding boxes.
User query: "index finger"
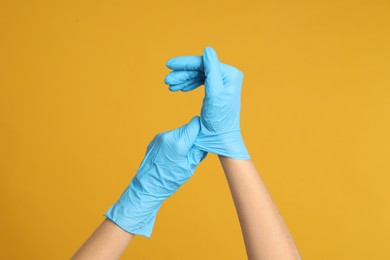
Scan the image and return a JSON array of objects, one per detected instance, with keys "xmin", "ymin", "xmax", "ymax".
[{"xmin": 166, "ymin": 56, "xmax": 204, "ymax": 71}]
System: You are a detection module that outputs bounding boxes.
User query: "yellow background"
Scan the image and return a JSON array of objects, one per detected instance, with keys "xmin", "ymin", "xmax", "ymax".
[{"xmin": 1, "ymin": 0, "xmax": 389, "ymax": 259}]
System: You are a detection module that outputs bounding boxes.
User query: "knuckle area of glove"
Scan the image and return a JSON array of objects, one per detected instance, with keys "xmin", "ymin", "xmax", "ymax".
[
  {"xmin": 156, "ymin": 132, "xmax": 189, "ymax": 158},
  {"xmin": 225, "ymin": 67, "xmax": 243, "ymax": 80}
]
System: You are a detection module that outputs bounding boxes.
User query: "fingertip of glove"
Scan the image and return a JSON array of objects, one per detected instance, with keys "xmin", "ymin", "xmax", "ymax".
[
  {"xmin": 204, "ymin": 46, "xmax": 218, "ymax": 59},
  {"xmin": 166, "ymin": 59, "xmax": 173, "ymax": 68},
  {"xmin": 187, "ymin": 116, "xmax": 200, "ymax": 129},
  {"xmin": 168, "ymin": 85, "xmax": 180, "ymax": 92},
  {"xmin": 163, "ymin": 76, "xmax": 169, "ymax": 85},
  {"xmin": 204, "ymin": 46, "xmax": 214, "ymax": 53},
  {"xmin": 164, "ymin": 75, "xmax": 175, "ymax": 86},
  {"xmin": 189, "ymin": 115, "xmax": 200, "ymax": 125},
  {"xmin": 203, "ymin": 46, "xmax": 221, "ymax": 78}
]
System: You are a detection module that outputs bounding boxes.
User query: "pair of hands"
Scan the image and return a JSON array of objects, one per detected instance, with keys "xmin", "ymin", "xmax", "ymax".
[{"xmin": 104, "ymin": 47, "xmax": 249, "ymax": 238}]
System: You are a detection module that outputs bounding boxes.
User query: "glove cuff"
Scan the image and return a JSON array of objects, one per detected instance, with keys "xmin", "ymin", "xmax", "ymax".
[
  {"xmin": 103, "ymin": 183, "xmax": 164, "ymax": 239},
  {"xmin": 194, "ymin": 130, "xmax": 250, "ymax": 160}
]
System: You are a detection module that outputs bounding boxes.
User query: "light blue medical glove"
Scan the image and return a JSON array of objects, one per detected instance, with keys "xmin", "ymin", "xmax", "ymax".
[
  {"xmin": 164, "ymin": 47, "xmax": 250, "ymax": 159},
  {"xmin": 104, "ymin": 116, "xmax": 207, "ymax": 238}
]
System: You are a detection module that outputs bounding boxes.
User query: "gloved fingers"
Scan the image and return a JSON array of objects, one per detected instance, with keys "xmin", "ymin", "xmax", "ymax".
[
  {"xmin": 166, "ymin": 56, "xmax": 204, "ymax": 71},
  {"xmin": 181, "ymin": 79, "xmax": 204, "ymax": 92},
  {"xmin": 171, "ymin": 116, "xmax": 201, "ymax": 155},
  {"xmin": 179, "ymin": 116, "xmax": 201, "ymax": 145},
  {"xmin": 166, "ymin": 52, "xmax": 232, "ymax": 76},
  {"xmin": 164, "ymin": 70, "xmax": 205, "ymax": 85},
  {"xmin": 203, "ymin": 46, "xmax": 224, "ymax": 95},
  {"xmin": 189, "ymin": 147, "xmax": 208, "ymax": 165},
  {"xmin": 168, "ymin": 79, "xmax": 204, "ymax": 92}
]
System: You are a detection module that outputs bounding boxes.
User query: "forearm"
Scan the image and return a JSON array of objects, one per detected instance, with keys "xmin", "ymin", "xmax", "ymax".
[
  {"xmin": 218, "ymin": 156, "xmax": 300, "ymax": 260},
  {"xmin": 72, "ymin": 218, "xmax": 134, "ymax": 260}
]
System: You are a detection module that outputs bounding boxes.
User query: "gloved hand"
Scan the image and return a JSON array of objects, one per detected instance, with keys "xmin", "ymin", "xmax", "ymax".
[
  {"xmin": 164, "ymin": 47, "xmax": 250, "ymax": 159},
  {"xmin": 104, "ymin": 116, "xmax": 207, "ymax": 238}
]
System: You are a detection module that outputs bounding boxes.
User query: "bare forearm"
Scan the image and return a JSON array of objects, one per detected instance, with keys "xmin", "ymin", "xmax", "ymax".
[
  {"xmin": 218, "ymin": 156, "xmax": 300, "ymax": 260},
  {"xmin": 72, "ymin": 218, "xmax": 134, "ymax": 260}
]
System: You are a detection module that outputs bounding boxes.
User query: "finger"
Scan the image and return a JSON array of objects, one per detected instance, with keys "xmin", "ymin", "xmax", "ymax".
[
  {"xmin": 181, "ymin": 80, "xmax": 204, "ymax": 92},
  {"xmin": 171, "ymin": 116, "xmax": 201, "ymax": 155},
  {"xmin": 178, "ymin": 116, "xmax": 201, "ymax": 146},
  {"xmin": 166, "ymin": 56, "xmax": 204, "ymax": 71},
  {"xmin": 189, "ymin": 146, "xmax": 208, "ymax": 166},
  {"xmin": 168, "ymin": 78, "xmax": 204, "ymax": 92},
  {"xmin": 164, "ymin": 70, "xmax": 205, "ymax": 85},
  {"xmin": 203, "ymin": 46, "xmax": 224, "ymax": 95}
]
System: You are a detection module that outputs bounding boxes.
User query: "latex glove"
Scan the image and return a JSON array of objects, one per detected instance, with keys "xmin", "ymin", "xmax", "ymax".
[
  {"xmin": 104, "ymin": 116, "xmax": 207, "ymax": 238},
  {"xmin": 164, "ymin": 47, "xmax": 250, "ymax": 159}
]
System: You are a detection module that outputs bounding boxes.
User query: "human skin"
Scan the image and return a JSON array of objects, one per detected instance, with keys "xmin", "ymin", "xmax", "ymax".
[
  {"xmin": 218, "ymin": 156, "xmax": 301, "ymax": 260},
  {"xmin": 71, "ymin": 218, "xmax": 134, "ymax": 260},
  {"xmin": 72, "ymin": 46, "xmax": 300, "ymax": 259},
  {"xmin": 72, "ymin": 157, "xmax": 301, "ymax": 260}
]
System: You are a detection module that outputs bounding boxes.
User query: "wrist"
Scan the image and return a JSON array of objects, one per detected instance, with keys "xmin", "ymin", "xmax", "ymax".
[
  {"xmin": 194, "ymin": 130, "xmax": 250, "ymax": 159},
  {"xmin": 104, "ymin": 184, "xmax": 163, "ymax": 238}
]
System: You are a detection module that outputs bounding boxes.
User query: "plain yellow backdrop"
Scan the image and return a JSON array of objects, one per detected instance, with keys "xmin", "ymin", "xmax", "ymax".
[{"xmin": 1, "ymin": 0, "xmax": 389, "ymax": 259}]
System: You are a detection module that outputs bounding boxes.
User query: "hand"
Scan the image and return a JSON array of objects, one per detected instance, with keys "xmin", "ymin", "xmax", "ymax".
[
  {"xmin": 164, "ymin": 47, "xmax": 250, "ymax": 159},
  {"xmin": 104, "ymin": 116, "xmax": 207, "ymax": 238}
]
